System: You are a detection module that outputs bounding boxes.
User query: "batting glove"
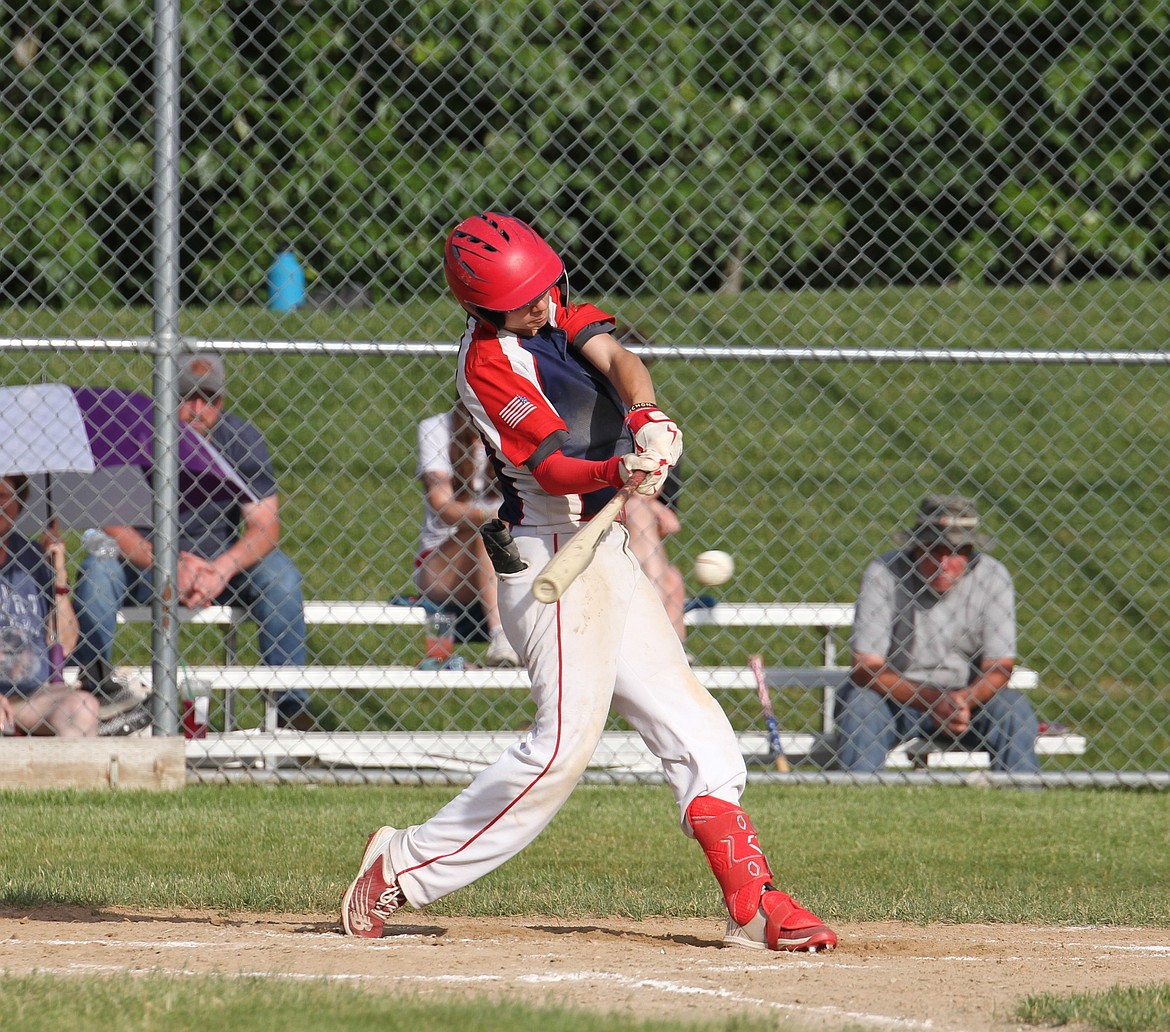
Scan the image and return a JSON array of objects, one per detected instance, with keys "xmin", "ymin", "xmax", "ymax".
[
  {"xmin": 620, "ymin": 452, "xmax": 669, "ymax": 496},
  {"xmin": 625, "ymin": 405, "xmax": 683, "ymax": 466}
]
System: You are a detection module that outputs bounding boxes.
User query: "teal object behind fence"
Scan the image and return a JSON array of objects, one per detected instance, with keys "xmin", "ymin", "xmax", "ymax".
[{"xmin": 267, "ymin": 250, "xmax": 306, "ymax": 312}]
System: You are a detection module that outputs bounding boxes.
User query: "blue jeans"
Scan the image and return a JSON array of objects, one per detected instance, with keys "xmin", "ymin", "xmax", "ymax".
[
  {"xmin": 833, "ymin": 680, "xmax": 1040, "ymax": 774},
  {"xmin": 73, "ymin": 550, "xmax": 309, "ymax": 720}
]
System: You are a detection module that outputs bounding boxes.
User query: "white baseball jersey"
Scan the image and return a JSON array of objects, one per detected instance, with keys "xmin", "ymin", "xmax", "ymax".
[
  {"xmin": 386, "ymin": 289, "xmax": 747, "ymax": 908},
  {"xmin": 416, "ymin": 409, "xmax": 499, "ymax": 554}
]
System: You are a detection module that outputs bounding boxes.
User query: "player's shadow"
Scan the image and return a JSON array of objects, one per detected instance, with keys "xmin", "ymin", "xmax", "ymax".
[
  {"xmin": 529, "ymin": 923, "xmax": 721, "ymax": 949},
  {"xmin": 331, "ymin": 921, "xmax": 449, "ymax": 938},
  {"xmin": 0, "ymin": 906, "xmax": 455, "ymax": 939},
  {"xmin": 0, "ymin": 905, "xmax": 267, "ymax": 929}
]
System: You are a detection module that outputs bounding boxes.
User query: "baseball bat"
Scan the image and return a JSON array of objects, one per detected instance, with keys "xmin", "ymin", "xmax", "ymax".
[
  {"xmin": 532, "ymin": 471, "xmax": 647, "ymax": 604},
  {"xmin": 749, "ymin": 654, "xmax": 790, "ymax": 772}
]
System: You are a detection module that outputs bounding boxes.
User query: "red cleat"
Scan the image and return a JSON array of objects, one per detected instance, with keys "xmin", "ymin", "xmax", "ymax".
[
  {"xmin": 724, "ymin": 886, "xmax": 838, "ymax": 953},
  {"xmin": 340, "ymin": 826, "xmax": 403, "ymax": 937}
]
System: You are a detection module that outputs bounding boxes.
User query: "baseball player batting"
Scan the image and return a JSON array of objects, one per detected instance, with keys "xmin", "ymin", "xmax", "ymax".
[{"xmin": 340, "ymin": 212, "xmax": 837, "ymax": 954}]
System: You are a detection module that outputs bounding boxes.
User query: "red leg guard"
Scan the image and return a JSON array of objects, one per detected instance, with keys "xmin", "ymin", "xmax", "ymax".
[{"xmin": 686, "ymin": 795, "xmax": 772, "ymax": 926}]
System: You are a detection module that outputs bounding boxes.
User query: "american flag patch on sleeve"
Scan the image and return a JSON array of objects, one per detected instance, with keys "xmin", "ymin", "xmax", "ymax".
[{"xmin": 500, "ymin": 395, "xmax": 537, "ymax": 427}]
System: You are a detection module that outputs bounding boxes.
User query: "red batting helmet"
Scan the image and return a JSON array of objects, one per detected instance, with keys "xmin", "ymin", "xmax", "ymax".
[{"xmin": 443, "ymin": 212, "xmax": 566, "ymax": 325}]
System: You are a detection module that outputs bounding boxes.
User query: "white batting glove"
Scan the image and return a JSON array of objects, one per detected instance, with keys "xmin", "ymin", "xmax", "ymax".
[
  {"xmin": 620, "ymin": 452, "xmax": 669, "ymax": 496},
  {"xmin": 625, "ymin": 405, "xmax": 683, "ymax": 466}
]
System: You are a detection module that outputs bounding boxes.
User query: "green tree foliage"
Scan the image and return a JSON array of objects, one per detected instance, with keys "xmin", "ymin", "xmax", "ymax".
[{"xmin": 0, "ymin": 0, "xmax": 1166, "ymax": 304}]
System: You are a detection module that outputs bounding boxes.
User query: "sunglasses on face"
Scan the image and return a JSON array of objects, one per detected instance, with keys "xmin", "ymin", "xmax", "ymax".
[{"xmin": 920, "ymin": 543, "xmax": 975, "ymax": 560}]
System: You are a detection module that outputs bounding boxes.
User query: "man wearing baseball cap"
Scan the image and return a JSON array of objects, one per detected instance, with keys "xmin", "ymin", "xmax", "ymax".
[
  {"xmin": 834, "ymin": 494, "xmax": 1039, "ymax": 774},
  {"xmin": 73, "ymin": 353, "xmax": 313, "ymax": 729}
]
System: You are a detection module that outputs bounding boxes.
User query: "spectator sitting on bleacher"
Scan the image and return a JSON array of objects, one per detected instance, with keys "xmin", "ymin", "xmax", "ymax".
[
  {"xmin": 72, "ymin": 354, "xmax": 313, "ymax": 730},
  {"xmin": 624, "ymin": 465, "xmax": 686, "ymax": 644},
  {"xmin": 0, "ymin": 475, "xmax": 99, "ymax": 737},
  {"xmin": 415, "ymin": 400, "xmax": 519, "ymax": 667},
  {"xmin": 834, "ymin": 494, "xmax": 1039, "ymax": 774},
  {"xmin": 616, "ymin": 328, "xmax": 687, "ymax": 647}
]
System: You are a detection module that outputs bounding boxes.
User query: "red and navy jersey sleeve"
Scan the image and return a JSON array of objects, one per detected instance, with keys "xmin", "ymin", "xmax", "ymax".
[
  {"xmin": 460, "ymin": 323, "xmax": 568, "ymax": 470},
  {"xmin": 455, "ymin": 297, "xmax": 632, "ymax": 529},
  {"xmin": 558, "ymin": 300, "xmax": 615, "ymax": 346}
]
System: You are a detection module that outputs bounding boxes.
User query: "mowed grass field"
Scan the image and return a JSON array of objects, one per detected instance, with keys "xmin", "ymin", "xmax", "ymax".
[
  {"xmin": 5, "ymin": 785, "xmax": 1169, "ymax": 923},
  {"xmin": 2, "ymin": 784, "xmax": 1169, "ymax": 1031}
]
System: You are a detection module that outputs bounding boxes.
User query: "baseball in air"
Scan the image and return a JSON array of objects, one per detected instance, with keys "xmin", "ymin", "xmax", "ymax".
[{"xmin": 693, "ymin": 549, "xmax": 735, "ymax": 586}]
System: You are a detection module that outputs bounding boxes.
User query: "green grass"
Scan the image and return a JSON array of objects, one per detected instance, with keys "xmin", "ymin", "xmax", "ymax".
[
  {"xmin": 2, "ymin": 784, "xmax": 1168, "ymax": 924},
  {"xmin": 7, "ymin": 974, "xmax": 788, "ymax": 1032},
  {"xmin": 1019, "ymin": 983, "xmax": 1170, "ymax": 1032},
  {"xmin": 15, "ymin": 977, "xmax": 1170, "ymax": 1032}
]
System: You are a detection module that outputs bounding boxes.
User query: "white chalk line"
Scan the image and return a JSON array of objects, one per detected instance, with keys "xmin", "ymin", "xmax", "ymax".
[
  {"xmin": 1073, "ymin": 943, "xmax": 1170, "ymax": 956},
  {"xmin": 515, "ymin": 970, "xmax": 951, "ymax": 1031},
  {"xmin": 10, "ymin": 928, "xmax": 1170, "ymax": 967},
  {"xmin": 2, "ymin": 931, "xmax": 445, "ymax": 953},
  {"xmin": 2, "ymin": 933, "xmax": 894, "ymax": 975}
]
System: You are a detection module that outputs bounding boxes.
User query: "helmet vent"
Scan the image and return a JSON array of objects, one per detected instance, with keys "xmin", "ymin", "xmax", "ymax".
[
  {"xmin": 452, "ymin": 230, "xmax": 499, "ymax": 253},
  {"xmin": 482, "ymin": 215, "xmax": 509, "ymax": 241}
]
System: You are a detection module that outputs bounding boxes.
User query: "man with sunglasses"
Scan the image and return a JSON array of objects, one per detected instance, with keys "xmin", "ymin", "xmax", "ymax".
[{"xmin": 835, "ymin": 494, "xmax": 1039, "ymax": 774}]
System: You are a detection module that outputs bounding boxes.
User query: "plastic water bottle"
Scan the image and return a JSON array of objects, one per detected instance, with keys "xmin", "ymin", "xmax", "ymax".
[
  {"xmin": 419, "ymin": 611, "xmax": 457, "ymax": 669},
  {"xmin": 181, "ymin": 677, "xmax": 211, "ymax": 739},
  {"xmin": 82, "ymin": 528, "xmax": 120, "ymax": 561},
  {"xmin": 267, "ymin": 248, "xmax": 306, "ymax": 312}
]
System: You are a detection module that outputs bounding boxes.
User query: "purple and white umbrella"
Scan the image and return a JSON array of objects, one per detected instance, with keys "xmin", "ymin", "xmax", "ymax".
[{"xmin": 0, "ymin": 383, "xmax": 256, "ymax": 531}]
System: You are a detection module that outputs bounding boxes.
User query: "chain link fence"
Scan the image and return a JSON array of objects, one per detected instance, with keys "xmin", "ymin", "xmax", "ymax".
[{"xmin": 2, "ymin": 1, "xmax": 1168, "ymax": 785}]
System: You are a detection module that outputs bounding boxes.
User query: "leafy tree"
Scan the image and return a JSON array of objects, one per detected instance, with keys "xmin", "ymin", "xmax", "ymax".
[{"xmin": 0, "ymin": 0, "xmax": 1166, "ymax": 303}]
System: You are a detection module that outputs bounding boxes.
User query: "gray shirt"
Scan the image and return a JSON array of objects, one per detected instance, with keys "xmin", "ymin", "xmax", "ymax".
[
  {"xmin": 0, "ymin": 531, "xmax": 52, "ymax": 694},
  {"xmin": 851, "ymin": 549, "xmax": 1016, "ymax": 689},
  {"xmin": 140, "ymin": 412, "xmax": 278, "ymax": 559}
]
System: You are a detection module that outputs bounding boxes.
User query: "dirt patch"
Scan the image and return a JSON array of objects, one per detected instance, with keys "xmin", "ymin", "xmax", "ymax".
[{"xmin": 3, "ymin": 908, "xmax": 1167, "ymax": 1031}]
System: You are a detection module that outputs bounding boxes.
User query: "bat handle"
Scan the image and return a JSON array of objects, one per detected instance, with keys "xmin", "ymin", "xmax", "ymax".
[
  {"xmin": 529, "ymin": 470, "xmax": 649, "ymax": 605},
  {"xmin": 617, "ymin": 468, "xmax": 646, "ymax": 499}
]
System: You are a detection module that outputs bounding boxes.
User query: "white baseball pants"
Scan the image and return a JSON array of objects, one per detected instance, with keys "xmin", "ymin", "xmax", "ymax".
[{"xmin": 388, "ymin": 523, "xmax": 747, "ymax": 907}]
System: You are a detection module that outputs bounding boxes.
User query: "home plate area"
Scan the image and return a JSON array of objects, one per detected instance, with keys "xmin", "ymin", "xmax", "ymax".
[{"xmin": 2, "ymin": 910, "xmax": 1168, "ymax": 1032}]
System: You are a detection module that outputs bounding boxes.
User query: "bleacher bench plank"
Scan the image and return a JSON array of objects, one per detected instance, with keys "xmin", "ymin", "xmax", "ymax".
[
  {"xmin": 117, "ymin": 600, "xmax": 1080, "ymax": 768},
  {"xmin": 121, "ymin": 600, "xmax": 857, "ymax": 629},
  {"xmin": 155, "ymin": 662, "xmax": 1080, "ymax": 769},
  {"xmin": 119, "ymin": 601, "xmax": 856, "ymax": 665},
  {"xmin": 185, "ymin": 727, "xmax": 1085, "ymax": 774},
  {"xmin": 148, "ymin": 662, "xmax": 1037, "ymax": 695}
]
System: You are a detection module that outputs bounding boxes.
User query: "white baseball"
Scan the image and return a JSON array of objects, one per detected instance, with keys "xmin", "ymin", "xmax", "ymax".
[{"xmin": 693, "ymin": 549, "xmax": 735, "ymax": 586}]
